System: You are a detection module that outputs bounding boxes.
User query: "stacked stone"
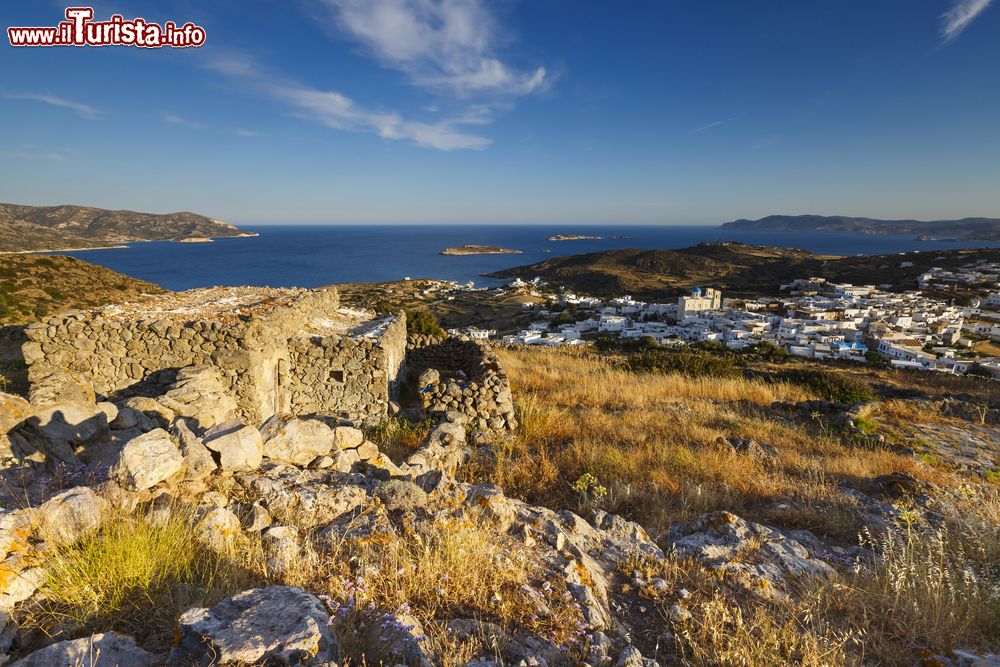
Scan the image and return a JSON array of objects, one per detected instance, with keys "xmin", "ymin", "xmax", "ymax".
[
  {"xmin": 406, "ymin": 333, "xmax": 445, "ymax": 350},
  {"xmin": 18, "ymin": 287, "xmax": 405, "ymax": 426},
  {"xmin": 407, "ymin": 337, "xmax": 517, "ymax": 432},
  {"xmin": 284, "ymin": 314, "xmax": 406, "ymax": 423}
]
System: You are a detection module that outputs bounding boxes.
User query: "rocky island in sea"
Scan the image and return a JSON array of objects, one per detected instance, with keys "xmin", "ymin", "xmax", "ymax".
[
  {"xmin": 440, "ymin": 244, "xmax": 523, "ymax": 256},
  {"xmin": 548, "ymin": 233, "xmax": 603, "ymax": 241}
]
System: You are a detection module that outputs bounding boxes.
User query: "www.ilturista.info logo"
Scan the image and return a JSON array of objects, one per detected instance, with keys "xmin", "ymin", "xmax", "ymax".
[{"xmin": 8, "ymin": 7, "xmax": 206, "ymax": 48}]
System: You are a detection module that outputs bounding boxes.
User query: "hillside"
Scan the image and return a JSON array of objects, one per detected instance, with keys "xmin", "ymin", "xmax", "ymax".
[
  {"xmin": 722, "ymin": 214, "xmax": 1000, "ymax": 241},
  {"xmin": 0, "ymin": 254, "xmax": 163, "ymax": 324},
  {"xmin": 0, "ymin": 203, "xmax": 252, "ymax": 252},
  {"xmin": 489, "ymin": 243, "xmax": 1000, "ymax": 299}
]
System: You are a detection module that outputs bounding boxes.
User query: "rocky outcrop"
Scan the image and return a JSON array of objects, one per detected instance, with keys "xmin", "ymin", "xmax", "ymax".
[
  {"xmin": 35, "ymin": 486, "xmax": 104, "ymax": 545},
  {"xmin": 203, "ymin": 421, "xmax": 264, "ymax": 472},
  {"xmin": 399, "ymin": 420, "xmax": 470, "ymax": 476},
  {"xmin": 667, "ymin": 511, "xmax": 835, "ymax": 596},
  {"xmin": 260, "ymin": 414, "xmax": 334, "ymax": 466},
  {"xmin": 113, "ymin": 428, "xmax": 184, "ymax": 491},
  {"xmin": 168, "ymin": 586, "xmax": 338, "ymax": 665},
  {"xmin": 10, "ymin": 632, "xmax": 158, "ymax": 667},
  {"xmin": 6, "ymin": 371, "xmax": 110, "ymax": 469}
]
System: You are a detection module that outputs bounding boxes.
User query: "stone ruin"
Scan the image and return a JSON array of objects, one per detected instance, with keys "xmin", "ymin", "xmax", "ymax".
[
  {"xmin": 407, "ymin": 335, "xmax": 518, "ymax": 432},
  {"xmin": 19, "ymin": 286, "xmax": 407, "ymax": 425}
]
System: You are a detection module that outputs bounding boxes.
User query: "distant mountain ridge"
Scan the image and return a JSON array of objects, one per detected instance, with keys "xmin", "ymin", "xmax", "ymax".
[
  {"xmin": 0, "ymin": 203, "xmax": 253, "ymax": 253},
  {"xmin": 722, "ymin": 214, "xmax": 1000, "ymax": 241}
]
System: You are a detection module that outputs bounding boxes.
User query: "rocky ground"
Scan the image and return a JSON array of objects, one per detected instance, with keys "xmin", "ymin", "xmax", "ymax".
[{"xmin": 0, "ymin": 344, "xmax": 998, "ymax": 666}]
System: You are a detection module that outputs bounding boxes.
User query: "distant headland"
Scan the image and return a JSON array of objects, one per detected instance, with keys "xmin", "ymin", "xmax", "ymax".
[
  {"xmin": 722, "ymin": 214, "xmax": 1000, "ymax": 242},
  {"xmin": 0, "ymin": 203, "xmax": 255, "ymax": 253}
]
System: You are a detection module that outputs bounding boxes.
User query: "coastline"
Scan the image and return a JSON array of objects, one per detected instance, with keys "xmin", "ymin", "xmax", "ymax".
[{"xmin": 0, "ymin": 233, "xmax": 259, "ymax": 256}]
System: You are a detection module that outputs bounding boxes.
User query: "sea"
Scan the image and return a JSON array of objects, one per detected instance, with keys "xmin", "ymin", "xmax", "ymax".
[{"xmin": 48, "ymin": 224, "xmax": 1000, "ymax": 292}]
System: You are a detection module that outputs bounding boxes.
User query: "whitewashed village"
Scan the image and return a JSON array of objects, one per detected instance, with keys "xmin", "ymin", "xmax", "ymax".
[{"xmin": 433, "ymin": 259, "xmax": 1000, "ymax": 379}]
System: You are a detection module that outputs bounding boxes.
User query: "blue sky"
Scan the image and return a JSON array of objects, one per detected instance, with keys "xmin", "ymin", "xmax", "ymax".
[{"xmin": 1, "ymin": 0, "xmax": 998, "ymax": 225}]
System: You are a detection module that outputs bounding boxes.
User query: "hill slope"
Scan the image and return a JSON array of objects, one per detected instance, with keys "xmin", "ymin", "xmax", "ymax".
[
  {"xmin": 0, "ymin": 255, "xmax": 163, "ymax": 324},
  {"xmin": 488, "ymin": 243, "xmax": 1000, "ymax": 299},
  {"xmin": 0, "ymin": 203, "xmax": 252, "ymax": 252},
  {"xmin": 722, "ymin": 214, "xmax": 1000, "ymax": 241}
]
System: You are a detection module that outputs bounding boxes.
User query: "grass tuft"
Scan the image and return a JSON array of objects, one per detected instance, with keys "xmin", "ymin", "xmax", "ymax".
[{"xmin": 29, "ymin": 506, "xmax": 262, "ymax": 650}]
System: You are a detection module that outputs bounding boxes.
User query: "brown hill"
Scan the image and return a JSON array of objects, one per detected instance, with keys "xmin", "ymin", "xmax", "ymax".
[
  {"xmin": 0, "ymin": 203, "xmax": 251, "ymax": 252},
  {"xmin": 0, "ymin": 255, "xmax": 163, "ymax": 324},
  {"xmin": 488, "ymin": 242, "xmax": 1000, "ymax": 299}
]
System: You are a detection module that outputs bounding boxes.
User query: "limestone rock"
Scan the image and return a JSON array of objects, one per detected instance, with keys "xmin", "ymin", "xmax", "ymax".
[
  {"xmin": 195, "ymin": 507, "xmax": 242, "ymax": 552},
  {"xmin": 243, "ymin": 503, "xmax": 271, "ymax": 532},
  {"xmin": 417, "ymin": 367, "xmax": 440, "ymax": 388},
  {"xmin": 28, "ymin": 369, "xmax": 95, "ymax": 407},
  {"xmin": 668, "ymin": 511, "xmax": 835, "ymax": 594},
  {"xmin": 110, "ymin": 406, "xmax": 142, "ymax": 431},
  {"xmin": 203, "ymin": 420, "xmax": 263, "ymax": 472},
  {"xmin": 615, "ymin": 646, "xmax": 659, "ymax": 667},
  {"xmin": 0, "ymin": 563, "xmax": 45, "ymax": 610},
  {"xmin": 157, "ymin": 365, "xmax": 239, "ymax": 430},
  {"xmin": 174, "ymin": 418, "xmax": 217, "ymax": 480},
  {"xmin": 248, "ymin": 464, "xmax": 368, "ymax": 528},
  {"xmin": 124, "ymin": 396, "xmax": 176, "ymax": 429},
  {"xmin": 0, "ymin": 393, "xmax": 29, "ymax": 434},
  {"xmin": 114, "ymin": 428, "xmax": 183, "ymax": 491},
  {"xmin": 260, "ymin": 414, "xmax": 334, "ymax": 466},
  {"xmin": 10, "ymin": 632, "xmax": 158, "ymax": 667},
  {"xmin": 332, "ymin": 426, "xmax": 364, "ymax": 450},
  {"xmin": 0, "ymin": 511, "xmax": 33, "ymax": 562},
  {"xmin": 9, "ymin": 401, "xmax": 110, "ymax": 467},
  {"xmin": 373, "ymin": 479, "xmax": 428, "ymax": 512},
  {"xmin": 36, "ymin": 486, "xmax": 104, "ymax": 545},
  {"xmin": 263, "ymin": 525, "xmax": 301, "ymax": 576},
  {"xmin": 168, "ymin": 586, "xmax": 338, "ymax": 665},
  {"xmin": 96, "ymin": 401, "xmax": 119, "ymax": 425}
]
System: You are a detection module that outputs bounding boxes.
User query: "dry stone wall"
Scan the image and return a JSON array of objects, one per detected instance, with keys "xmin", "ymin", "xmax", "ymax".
[
  {"xmin": 20, "ymin": 287, "xmax": 405, "ymax": 425},
  {"xmin": 407, "ymin": 336, "xmax": 517, "ymax": 432},
  {"xmin": 284, "ymin": 314, "xmax": 406, "ymax": 422}
]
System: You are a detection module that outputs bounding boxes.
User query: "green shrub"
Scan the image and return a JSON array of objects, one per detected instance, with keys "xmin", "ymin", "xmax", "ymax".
[
  {"xmin": 853, "ymin": 416, "xmax": 879, "ymax": 434},
  {"xmin": 776, "ymin": 368, "xmax": 874, "ymax": 403},
  {"xmin": 624, "ymin": 348, "xmax": 743, "ymax": 379},
  {"xmin": 405, "ymin": 309, "xmax": 446, "ymax": 337},
  {"xmin": 744, "ymin": 341, "xmax": 789, "ymax": 363}
]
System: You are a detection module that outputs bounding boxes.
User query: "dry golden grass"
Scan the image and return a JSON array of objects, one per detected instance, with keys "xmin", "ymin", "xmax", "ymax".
[
  {"xmin": 29, "ymin": 506, "xmax": 264, "ymax": 651},
  {"xmin": 367, "ymin": 417, "xmax": 435, "ymax": 464},
  {"xmin": 849, "ymin": 495, "xmax": 1000, "ymax": 664},
  {"xmin": 472, "ymin": 347, "xmax": 941, "ymax": 539},
  {"xmin": 317, "ymin": 516, "xmax": 585, "ymax": 664}
]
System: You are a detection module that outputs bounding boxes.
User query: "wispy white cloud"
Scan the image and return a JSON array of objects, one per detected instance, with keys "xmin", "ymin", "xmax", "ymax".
[
  {"xmin": 206, "ymin": 53, "xmax": 491, "ymax": 150},
  {"xmin": 941, "ymin": 0, "xmax": 993, "ymax": 42},
  {"xmin": 5, "ymin": 93, "xmax": 103, "ymax": 120},
  {"xmin": 163, "ymin": 112, "xmax": 206, "ymax": 129},
  {"xmin": 690, "ymin": 118, "xmax": 734, "ymax": 134},
  {"xmin": 233, "ymin": 128, "xmax": 260, "ymax": 137},
  {"xmin": 5, "ymin": 151, "xmax": 65, "ymax": 160},
  {"xmin": 319, "ymin": 0, "xmax": 549, "ymax": 97}
]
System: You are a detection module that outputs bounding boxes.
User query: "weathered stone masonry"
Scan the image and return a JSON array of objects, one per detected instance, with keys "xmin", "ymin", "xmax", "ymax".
[
  {"xmin": 20, "ymin": 287, "xmax": 406, "ymax": 425},
  {"xmin": 408, "ymin": 335, "xmax": 517, "ymax": 432}
]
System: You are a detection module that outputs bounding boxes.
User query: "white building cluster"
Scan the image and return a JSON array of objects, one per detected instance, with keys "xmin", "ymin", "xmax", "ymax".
[{"xmin": 498, "ymin": 272, "xmax": 1000, "ymax": 377}]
